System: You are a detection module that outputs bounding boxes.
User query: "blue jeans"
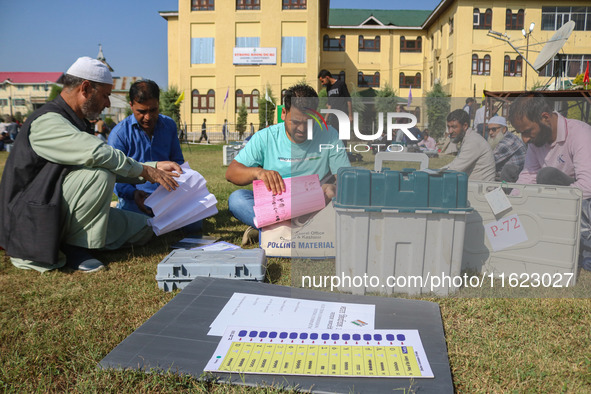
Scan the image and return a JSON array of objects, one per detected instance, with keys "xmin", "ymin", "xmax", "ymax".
[{"xmin": 228, "ymin": 189, "xmax": 256, "ymax": 228}]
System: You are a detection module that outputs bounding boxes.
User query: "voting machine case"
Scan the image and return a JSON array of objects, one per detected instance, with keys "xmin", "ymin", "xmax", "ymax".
[
  {"xmin": 462, "ymin": 182, "xmax": 582, "ymax": 284},
  {"xmin": 223, "ymin": 144, "xmax": 244, "ymax": 166},
  {"xmin": 334, "ymin": 167, "xmax": 471, "ymax": 296},
  {"xmin": 156, "ymin": 249, "xmax": 266, "ymax": 291}
]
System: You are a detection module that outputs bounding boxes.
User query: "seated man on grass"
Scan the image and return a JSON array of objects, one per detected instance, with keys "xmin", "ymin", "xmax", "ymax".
[
  {"xmin": 108, "ymin": 79, "xmax": 202, "ymax": 233},
  {"xmin": 509, "ymin": 92, "xmax": 591, "ymax": 271},
  {"xmin": 486, "ymin": 115, "xmax": 527, "ymax": 182},
  {"xmin": 442, "ymin": 109, "xmax": 496, "ymax": 181},
  {"xmin": 225, "ymin": 83, "xmax": 350, "ymax": 245},
  {"xmin": 0, "ymin": 57, "xmax": 180, "ymax": 273}
]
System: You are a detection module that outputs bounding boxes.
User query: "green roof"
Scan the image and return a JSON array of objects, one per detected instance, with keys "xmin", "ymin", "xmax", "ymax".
[{"xmin": 328, "ymin": 9, "xmax": 432, "ymax": 27}]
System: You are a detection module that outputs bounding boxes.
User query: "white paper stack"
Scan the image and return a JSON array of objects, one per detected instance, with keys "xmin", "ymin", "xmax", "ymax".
[{"xmin": 145, "ymin": 162, "xmax": 218, "ymax": 235}]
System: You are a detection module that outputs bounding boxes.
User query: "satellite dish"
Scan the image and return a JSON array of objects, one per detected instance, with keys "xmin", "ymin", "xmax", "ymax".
[{"xmin": 533, "ymin": 20, "xmax": 575, "ymax": 71}]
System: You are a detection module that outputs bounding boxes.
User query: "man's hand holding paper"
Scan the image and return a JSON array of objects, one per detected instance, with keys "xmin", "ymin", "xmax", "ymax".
[
  {"xmin": 256, "ymin": 168, "xmax": 286, "ymax": 195},
  {"xmin": 140, "ymin": 161, "xmax": 181, "ymax": 191}
]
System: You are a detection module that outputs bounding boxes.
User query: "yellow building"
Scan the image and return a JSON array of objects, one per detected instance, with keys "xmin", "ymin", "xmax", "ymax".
[
  {"xmin": 161, "ymin": 0, "xmax": 591, "ymax": 128},
  {"xmin": 0, "ymin": 72, "xmax": 63, "ymax": 119}
]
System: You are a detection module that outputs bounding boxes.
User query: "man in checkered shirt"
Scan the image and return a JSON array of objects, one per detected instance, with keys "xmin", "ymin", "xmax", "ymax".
[{"xmin": 486, "ymin": 115, "xmax": 527, "ymax": 182}]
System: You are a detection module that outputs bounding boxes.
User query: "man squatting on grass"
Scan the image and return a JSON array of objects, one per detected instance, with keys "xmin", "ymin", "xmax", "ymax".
[
  {"xmin": 508, "ymin": 92, "xmax": 591, "ymax": 271},
  {"xmin": 225, "ymin": 83, "xmax": 350, "ymax": 245},
  {"xmin": 0, "ymin": 57, "xmax": 181, "ymax": 273}
]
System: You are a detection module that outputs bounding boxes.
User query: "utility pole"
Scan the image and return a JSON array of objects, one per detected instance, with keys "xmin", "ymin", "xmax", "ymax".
[{"xmin": 522, "ymin": 22, "xmax": 535, "ymax": 91}]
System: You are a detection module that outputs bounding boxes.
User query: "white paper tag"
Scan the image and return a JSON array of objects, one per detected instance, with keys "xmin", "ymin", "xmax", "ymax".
[
  {"xmin": 485, "ymin": 187, "xmax": 512, "ymax": 215},
  {"xmin": 484, "ymin": 214, "xmax": 528, "ymax": 251}
]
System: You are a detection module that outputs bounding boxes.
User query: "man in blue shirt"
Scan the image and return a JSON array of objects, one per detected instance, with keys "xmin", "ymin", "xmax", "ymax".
[
  {"xmin": 225, "ymin": 83, "xmax": 350, "ymax": 243},
  {"xmin": 108, "ymin": 80, "xmax": 184, "ymax": 215}
]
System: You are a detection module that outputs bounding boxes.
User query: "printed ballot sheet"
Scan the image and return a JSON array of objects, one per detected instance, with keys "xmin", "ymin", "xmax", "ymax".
[
  {"xmin": 205, "ymin": 326, "xmax": 434, "ymax": 378},
  {"xmin": 208, "ymin": 293, "xmax": 375, "ymax": 336},
  {"xmin": 145, "ymin": 162, "xmax": 218, "ymax": 235},
  {"xmin": 252, "ymin": 174, "xmax": 326, "ymax": 228}
]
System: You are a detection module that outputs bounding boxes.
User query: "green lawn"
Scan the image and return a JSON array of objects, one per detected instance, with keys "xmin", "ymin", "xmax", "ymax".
[{"xmin": 1, "ymin": 146, "xmax": 590, "ymax": 393}]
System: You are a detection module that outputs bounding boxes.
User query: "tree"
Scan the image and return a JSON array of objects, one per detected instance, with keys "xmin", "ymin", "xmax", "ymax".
[
  {"xmin": 318, "ymin": 88, "xmax": 328, "ymax": 110},
  {"xmin": 374, "ymin": 83, "xmax": 399, "ymax": 115},
  {"xmin": 237, "ymin": 103, "xmax": 248, "ymax": 139},
  {"xmin": 160, "ymin": 85, "xmax": 182, "ymax": 129},
  {"xmin": 47, "ymin": 85, "xmax": 62, "ymax": 102},
  {"xmin": 350, "ymin": 86, "xmax": 367, "ymax": 135},
  {"xmin": 425, "ymin": 82, "xmax": 450, "ymax": 140},
  {"xmin": 258, "ymin": 85, "xmax": 276, "ymax": 129}
]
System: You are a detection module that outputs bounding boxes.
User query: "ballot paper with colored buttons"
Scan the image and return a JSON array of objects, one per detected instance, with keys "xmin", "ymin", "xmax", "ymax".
[{"xmin": 205, "ymin": 326, "xmax": 433, "ymax": 378}]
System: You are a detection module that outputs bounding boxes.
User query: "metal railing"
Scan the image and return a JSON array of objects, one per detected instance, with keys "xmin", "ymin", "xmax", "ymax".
[{"xmin": 180, "ymin": 123, "xmax": 257, "ymax": 143}]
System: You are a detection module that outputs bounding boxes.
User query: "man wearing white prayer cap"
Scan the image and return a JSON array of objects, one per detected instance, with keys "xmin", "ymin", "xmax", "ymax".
[
  {"xmin": 0, "ymin": 56, "xmax": 182, "ymax": 273},
  {"xmin": 487, "ymin": 115, "xmax": 527, "ymax": 182}
]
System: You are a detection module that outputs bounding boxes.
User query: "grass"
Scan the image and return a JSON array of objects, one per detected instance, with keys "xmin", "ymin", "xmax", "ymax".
[{"xmin": 1, "ymin": 145, "xmax": 591, "ymax": 393}]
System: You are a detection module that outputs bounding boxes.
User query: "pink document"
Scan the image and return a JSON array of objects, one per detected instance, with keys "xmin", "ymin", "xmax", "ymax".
[{"xmin": 252, "ymin": 174, "xmax": 326, "ymax": 228}]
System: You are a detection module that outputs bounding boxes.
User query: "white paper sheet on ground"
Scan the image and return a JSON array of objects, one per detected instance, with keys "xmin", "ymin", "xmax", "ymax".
[
  {"xmin": 145, "ymin": 162, "xmax": 218, "ymax": 236},
  {"xmin": 208, "ymin": 292, "xmax": 375, "ymax": 336}
]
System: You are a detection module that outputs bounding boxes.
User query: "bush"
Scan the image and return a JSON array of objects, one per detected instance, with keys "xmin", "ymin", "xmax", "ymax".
[
  {"xmin": 237, "ymin": 103, "xmax": 247, "ymax": 139},
  {"xmin": 425, "ymin": 82, "xmax": 450, "ymax": 140},
  {"xmin": 258, "ymin": 86, "xmax": 276, "ymax": 129}
]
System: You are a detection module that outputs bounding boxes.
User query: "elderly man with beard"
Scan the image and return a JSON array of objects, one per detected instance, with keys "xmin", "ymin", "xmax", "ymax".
[
  {"xmin": 0, "ymin": 57, "xmax": 181, "ymax": 273},
  {"xmin": 442, "ymin": 109, "xmax": 495, "ymax": 181},
  {"xmin": 486, "ymin": 115, "xmax": 527, "ymax": 182},
  {"xmin": 509, "ymin": 92, "xmax": 591, "ymax": 271}
]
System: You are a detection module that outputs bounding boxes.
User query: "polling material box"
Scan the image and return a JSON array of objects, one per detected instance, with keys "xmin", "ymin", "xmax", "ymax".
[
  {"xmin": 462, "ymin": 182, "xmax": 582, "ymax": 285},
  {"xmin": 260, "ymin": 202, "xmax": 336, "ymax": 258},
  {"xmin": 335, "ymin": 167, "xmax": 471, "ymax": 296},
  {"xmin": 223, "ymin": 144, "xmax": 244, "ymax": 166},
  {"xmin": 156, "ymin": 249, "xmax": 266, "ymax": 291}
]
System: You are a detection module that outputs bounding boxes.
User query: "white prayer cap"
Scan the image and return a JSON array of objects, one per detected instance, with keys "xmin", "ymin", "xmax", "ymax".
[
  {"xmin": 488, "ymin": 115, "xmax": 507, "ymax": 127},
  {"xmin": 66, "ymin": 56, "xmax": 113, "ymax": 85}
]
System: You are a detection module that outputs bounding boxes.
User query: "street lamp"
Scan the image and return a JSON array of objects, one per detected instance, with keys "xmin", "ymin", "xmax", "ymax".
[{"xmin": 522, "ymin": 22, "xmax": 535, "ymax": 91}]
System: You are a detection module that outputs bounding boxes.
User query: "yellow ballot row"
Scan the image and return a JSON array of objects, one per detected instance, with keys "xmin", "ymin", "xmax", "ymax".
[
  {"xmin": 205, "ymin": 327, "xmax": 434, "ymax": 378},
  {"xmin": 218, "ymin": 341, "xmax": 422, "ymax": 377}
]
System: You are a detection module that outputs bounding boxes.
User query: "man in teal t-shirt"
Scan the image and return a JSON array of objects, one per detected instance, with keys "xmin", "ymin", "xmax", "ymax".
[{"xmin": 225, "ymin": 83, "xmax": 350, "ymax": 243}]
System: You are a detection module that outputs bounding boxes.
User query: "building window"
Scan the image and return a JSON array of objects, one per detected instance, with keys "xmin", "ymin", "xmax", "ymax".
[
  {"xmin": 191, "ymin": 38, "xmax": 215, "ymax": 64},
  {"xmin": 283, "ymin": 0, "xmax": 306, "ymax": 9},
  {"xmin": 192, "ymin": 89, "xmax": 215, "ymax": 113},
  {"xmin": 282, "ymin": 37, "xmax": 306, "ymax": 63},
  {"xmin": 358, "ymin": 35, "xmax": 380, "ymax": 52},
  {"xmin": 0, "ymin": 99, "xmax": 8, "ymax": 106},
  {"xmin": 449, "ymin": 17, "xmax": 454, "ymax": 34},
  {"xmin": 236, "ymin": 37, "xmax": 260, "ymax": 47},
  {"xmin": 400, "ymin": 36, "xmax": 422, "ymax": 53},
  {"xmin": 236, "ymin": 0, "xmax": 260, "ymax": 10},
  {"xmin": 17, "ymin": 86, "xmax": 24, "ymax": 91},
  {"xmin": 506, "ymin": 9, "xmax": 524, "ymax": 30},
  {"xmin": 358, "ymin": 72, "xmax": 380, "ymax": 88},
  {"xmin": 192, "ymin": 0, "xmax": 214, "ymax": 10},
  {"xmin": 540, "ymin": 54, "xmax": 591, "ymax": 77},
  {"xmin": 472, "ymin": 54, "xmax": 491, "ymax": 75},
  {"xmin": 235, "ymin": 89, "xmax": 260, "ymax": 113},
  {"xmin": 542, "ymin": 6, "xmax": 591, "ymax": 31},
  {"xmin": 504, "ymin": 55, "xmax": 523, "ymax": 76},
  {"xmin": 338, "ymin": 71, "xmax": 346, "ymax": 82},
  {"xmin": 448, "ymin": 60, "xmax": 453, "ymax": 78},
  {"xmin": 13, "ymin": 98, "xmax": 26, "ymax": 106},
  {"xmin": 473, "ymin": 8, "xmax": 492, "ymax": 30},
  {"xmin": 323, "ymin": 34, "xmax": 345, "ymax": 51},
  {"xmin": 399, "ymin": 72, "xmax": 421, "ymax": 89}
]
